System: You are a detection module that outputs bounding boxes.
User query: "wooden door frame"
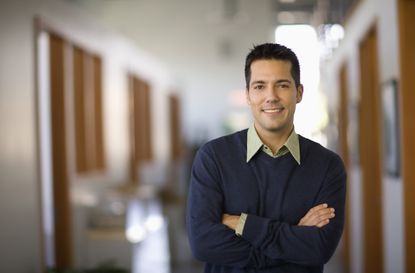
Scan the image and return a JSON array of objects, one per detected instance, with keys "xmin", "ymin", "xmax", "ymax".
[
  {"xmin": 34, "ymin": 18, "xmax": 73, "ymax": 270},
  {"xmin": 358, "ymin": 23, "xmax": 384, "ymax": 273},
  {"xmin": 49, "ymin": 32, "xmax": 73, "ymax": 269},
  {"xmin": 169, "ymin": 94, "xmax": 182, "ymax": 161},
  {"xmin": 397, "ymin": 1, "xmax": 415, "ymax": 272},
  {"xmin": 338, "ymin": 64, "xmax": 351, "ymax": 273}
]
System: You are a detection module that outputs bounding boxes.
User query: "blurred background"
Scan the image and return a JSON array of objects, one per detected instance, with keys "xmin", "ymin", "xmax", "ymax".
[{"xmin": 0, "ymin": 0, "xmax": 414, "ymax": 273}]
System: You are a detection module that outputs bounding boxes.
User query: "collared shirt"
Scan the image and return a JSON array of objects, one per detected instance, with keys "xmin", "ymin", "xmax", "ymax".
[
  {"xmin": 246, "ymin": 124, "xmax": 301, "ymax": 164},
  {"xmin": 236, "ymin": 124, "xmax": 301, "ymax": 236}
]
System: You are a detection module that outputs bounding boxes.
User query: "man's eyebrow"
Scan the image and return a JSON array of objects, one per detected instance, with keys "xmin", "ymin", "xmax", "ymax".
[
  {"xmin": 250, "ymin": 80, "xmax": 266, "ymax": 86},
  {"xmin": 276, "ymin": 79, "xmax": 292, "ymax": 84},
  {"xmin": 250, "ymin": 79, "xmax": 292, "ymax": 86}
]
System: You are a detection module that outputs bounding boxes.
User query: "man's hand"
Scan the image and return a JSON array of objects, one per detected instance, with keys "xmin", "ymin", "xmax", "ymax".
[
  {"xmin": 222, "ymin": 213, "xmax": 240, "ymax": 231},
  {"xmin": 298, "ymin": 203, "xmax": 335, "ymax": 228}
]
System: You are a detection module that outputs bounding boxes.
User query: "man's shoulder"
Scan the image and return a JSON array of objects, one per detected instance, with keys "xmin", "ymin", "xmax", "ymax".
[
  {"xmin": 299, "ymin": 135, "xmax": 346, "ymax": 181},
  {"xmin": 198, "ymin": 129, "xmax": 248, "ymax": 156},
  {"xmin": 204, "ymin": 129, "xmax": 247, "ymax": 148},
  {"xmin": 299, "ymin": 135, "xmax": 342, "ymax": 162}
]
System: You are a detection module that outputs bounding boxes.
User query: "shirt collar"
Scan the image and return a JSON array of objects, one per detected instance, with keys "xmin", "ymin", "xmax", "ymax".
[{"xmin": 246, "ymin": 124, "xmax": 301, "ymax": 165}]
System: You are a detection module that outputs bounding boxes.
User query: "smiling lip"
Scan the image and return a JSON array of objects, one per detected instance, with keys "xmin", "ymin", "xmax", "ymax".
[{"xmin": 262, "ymin": 107, "xmax": 284, "ymax": 113}]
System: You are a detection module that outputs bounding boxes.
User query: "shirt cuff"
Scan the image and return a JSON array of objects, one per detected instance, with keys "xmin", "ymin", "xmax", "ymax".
[{"xmin": 235, "ymin": 213, "xmax": 248, "ymax": 236}]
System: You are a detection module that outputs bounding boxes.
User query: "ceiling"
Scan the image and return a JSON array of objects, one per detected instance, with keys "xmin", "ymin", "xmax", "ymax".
[
  {"xmin": 72, "ymin": 0, "xmax": 359, "ymax": 27},
  {"xmin": 272, "ymin": 0, "xmax": 359, "ymax": 26}
]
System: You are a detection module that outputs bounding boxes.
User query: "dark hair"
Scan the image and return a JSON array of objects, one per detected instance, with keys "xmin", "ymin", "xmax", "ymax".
[{"xmin": 244, "ymin": 43, "xmax": 301, "ymax": 89}]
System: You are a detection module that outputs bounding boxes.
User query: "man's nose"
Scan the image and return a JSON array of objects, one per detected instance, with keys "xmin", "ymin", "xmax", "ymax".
[{"xmin": 265, "ymin": 88, "xmax": 280, "ymax": 103}]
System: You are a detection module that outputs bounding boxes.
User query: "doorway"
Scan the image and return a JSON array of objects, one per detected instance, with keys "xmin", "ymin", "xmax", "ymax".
[{"xmin": 358, "ymin": 24, "xmax": 384, "ymax": 273}]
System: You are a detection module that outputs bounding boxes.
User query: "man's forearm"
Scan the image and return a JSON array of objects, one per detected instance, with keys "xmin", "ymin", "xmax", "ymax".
[
  {"xmin": 188, "ymin": 213, "xmax": 286, "ymax": 269},
  {"xmin": 239, "ymin": 213, "xmax": 343, "ymax": 265},
  {"xmin": 222, "ymin": 211, "xmax": 341, "ymax": 266},
  {"xmin": 222, "ymin": 204, "xmax": 335, "ymax": 234}
]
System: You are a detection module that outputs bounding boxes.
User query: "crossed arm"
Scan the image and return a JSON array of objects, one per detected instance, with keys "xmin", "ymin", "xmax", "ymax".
[{"xmin": 222, "ymin": 203, "xmax": 336, "ymax": 231}]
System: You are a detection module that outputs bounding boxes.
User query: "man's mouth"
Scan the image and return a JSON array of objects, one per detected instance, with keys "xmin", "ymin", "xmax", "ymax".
[{"xmin": 262, "ymin": 107, "xmax": 284, "ymax": 113}]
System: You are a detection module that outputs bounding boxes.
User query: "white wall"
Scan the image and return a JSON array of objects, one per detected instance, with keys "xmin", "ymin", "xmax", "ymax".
[
  {"xmin": 322, "ymin": 0, "xmax": 404, "ymax": 272},
  {"xmin": 0, "ymin": 1, "xmax": 43, "ymax": 272}
]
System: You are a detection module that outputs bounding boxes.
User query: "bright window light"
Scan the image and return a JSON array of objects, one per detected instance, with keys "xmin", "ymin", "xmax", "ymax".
[
  {"xmin": 126, "ymin": 225, "xmax": 147, "ymax": 243},
  {"xmin": 145, "ymin": 215, "xmax": 164, "ymax": 232},
  {"xmin": 126, "ymin": 200, "xmax": 147, "ymax": 243},
  {"xmin": 275, "ymin": 25, "xmax": 328, "ymax": 145}
]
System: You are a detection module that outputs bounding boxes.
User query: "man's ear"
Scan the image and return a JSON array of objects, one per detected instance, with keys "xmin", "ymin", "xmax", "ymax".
[
  {"xmin": 246, "ymin": 89, "xmax": 251, "ymax": 105},
  {"xmin": 296, "ymin": 84, "xmax": 304, "ymax": 103}
]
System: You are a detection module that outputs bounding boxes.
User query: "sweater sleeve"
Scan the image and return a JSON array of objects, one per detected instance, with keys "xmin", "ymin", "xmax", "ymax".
[
  {"xmin": 240, "ymin": 153, "xmax": 347, "ymax": 266},
  {"xmin": 186, "ymin": 146, "xmax": 285, "ymax": 269}
]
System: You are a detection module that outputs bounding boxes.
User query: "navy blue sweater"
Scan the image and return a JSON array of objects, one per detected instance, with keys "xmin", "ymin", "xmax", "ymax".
[{"xmin": 186, "ymin": 129, "xmax": 346, "ymax": 273}]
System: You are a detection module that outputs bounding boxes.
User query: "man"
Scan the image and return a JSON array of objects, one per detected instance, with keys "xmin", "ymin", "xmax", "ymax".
[{"xmin": 186, "ymin": 43, "xmax": 346, "ymax": 273}]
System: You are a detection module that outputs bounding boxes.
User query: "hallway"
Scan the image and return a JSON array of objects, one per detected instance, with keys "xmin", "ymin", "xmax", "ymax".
[{"xmin": 1, "ymin": 0, "xmax": 414, "ymax": 273}]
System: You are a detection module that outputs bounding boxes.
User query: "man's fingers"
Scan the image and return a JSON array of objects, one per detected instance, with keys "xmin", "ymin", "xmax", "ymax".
[
  {"xmin": 298, "ymin": 203, "xmax": 335, "ymax": 227},
  {"xmin": 313, "ymin": 210, "xmax": 335, "ymax": 225},
  {"xmin": 316, "ymin": 219, "xmax": 330, "ymax": 228},
  {"xmin": 311, "ymin": 203, "xmax": 328, "ymax": 212},
  {"xmin": 315, "ymin": 209, "xmax": 336, "ymax": 227},
  {"xmin": 299, "ymin": 204, "xmax": 327, "ymax": 224},
  {"xmin": 301, "ymin": 204, "xmax": 329, "ymax": 223},
  {"xmin": 222, "ymin": 214, "xmax": 239, "ymax": 230},
  {"xmin": 308, "ymin": 208, "xmax": 335, "ymax": 223},
  {"xmin": 307, "ymin": 203, "xmax": 328, "ymax": 218}
]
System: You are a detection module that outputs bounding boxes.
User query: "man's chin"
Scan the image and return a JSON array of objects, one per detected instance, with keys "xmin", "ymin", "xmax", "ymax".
[
  {"xmin": 262, "ymin": 125, "xmax": 283, "ymax": 133},
  {"xmin": 266, "ymin": 128, "xmax": 283, "ymax": 133},
  {"xmin": 263, "ymin": 123, "xmax": 293, "ymax": 134}
]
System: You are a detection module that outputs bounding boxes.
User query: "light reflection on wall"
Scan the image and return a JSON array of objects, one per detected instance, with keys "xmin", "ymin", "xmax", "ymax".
[{"xmin": 275, "ymin": 24, "xmax": 328, "ymax": 146}]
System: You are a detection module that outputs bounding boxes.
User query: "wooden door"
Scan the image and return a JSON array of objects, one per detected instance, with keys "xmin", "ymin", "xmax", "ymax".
[
  {"xmin": 397, "ymin": 1, "xmax": 415, "ymax": 272},
  {"xmin": 128, "ymin": 75, "xmax": 153, "ymax": 183},
  {"xmin": 49, "ymin": 33, "xmax": 73, "ymax": 269},
  {"xmin": 358, "ymin": 25, "xmax": 384, "ymax": 273}
]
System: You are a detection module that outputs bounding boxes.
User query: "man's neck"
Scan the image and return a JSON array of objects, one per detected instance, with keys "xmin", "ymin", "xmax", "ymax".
[{"xmin": 254, "ymin": 124, "xmax": 293, "ymax": 154}]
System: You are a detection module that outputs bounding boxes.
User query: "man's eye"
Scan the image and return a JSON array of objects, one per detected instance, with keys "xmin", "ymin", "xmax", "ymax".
[
  {"xmin": 278, "ymin": 84, "xmax": 290, "ymax": 89},
  {"xmin": 254, "ymin": 85, "xmax": 264, "ymax": 90}
]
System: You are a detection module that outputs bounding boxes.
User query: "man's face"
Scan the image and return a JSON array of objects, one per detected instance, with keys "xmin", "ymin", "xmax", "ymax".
[{"xmin": 246, "ymin": 59, "xmax": 303, "ymax": 137}]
